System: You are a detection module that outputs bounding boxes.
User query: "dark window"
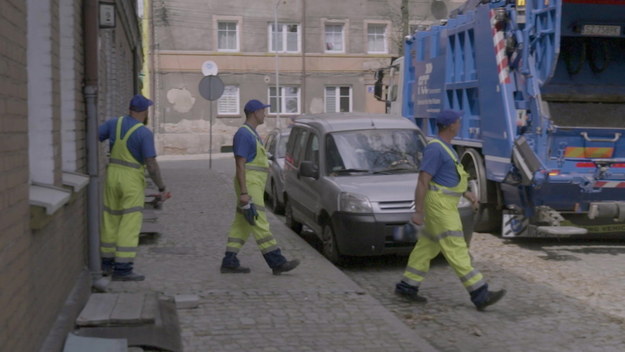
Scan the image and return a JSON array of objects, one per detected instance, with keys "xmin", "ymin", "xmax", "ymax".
[
  {"xmin": 289, "ymin": 128, "xmax": 309, "ymax": 167},
  {"xmin": 303, "ymin": 134, "xmax": 319, "ymax": 166}
]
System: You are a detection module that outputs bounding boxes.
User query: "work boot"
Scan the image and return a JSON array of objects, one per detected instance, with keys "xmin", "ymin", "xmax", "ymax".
[
  {"xmin": 272, "ymin": 259, "xmax": 300, "ymax": 275},
  {"xmin": 220, "ymin": 265, "xmax": 251, "ymax": 274},
  {"xmin": 395, "ymin": 281, "xmax": 427, "ymax": 303},
  {"xmin": 475, "ymin": 289, "xmax": 506, "ymax": 311},
  {"xmin": 112, "ymin": 271, "xmax": 145, "ymax": 282},
  {"xmin": 394, "ymin": 287, "xmax": 428, "ymax": 303},
  {"xmin": 101, "ymin": 259, "xmax": 114, "ymax": 276}
]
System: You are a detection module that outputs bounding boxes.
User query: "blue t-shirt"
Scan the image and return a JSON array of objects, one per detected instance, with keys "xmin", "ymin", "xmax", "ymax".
[
  {"xmin": 233, "ymin": 124, "xmax": 261, "ymax": 162},
  {"xmin": 419, "ymin": 138, "xmax": 460, "ymax": 187},
  {"xmin": 98, "ymin": 116, "xmax": 156, "ymax": 164}
]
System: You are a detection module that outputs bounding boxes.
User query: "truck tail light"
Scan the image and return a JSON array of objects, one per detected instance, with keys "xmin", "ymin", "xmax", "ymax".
[{"xmin": 575, "ymin": 162, "xmax": 595, "ymax": 168}]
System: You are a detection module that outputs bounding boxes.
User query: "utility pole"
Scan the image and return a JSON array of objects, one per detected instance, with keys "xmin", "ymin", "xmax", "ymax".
[
  {"xmin": 401, "ymin": 0, "xmax": 409, "ymax": 54},
  {"xmin": 274, "ymin": 0, "xmax": 282, "ymax": 129}
]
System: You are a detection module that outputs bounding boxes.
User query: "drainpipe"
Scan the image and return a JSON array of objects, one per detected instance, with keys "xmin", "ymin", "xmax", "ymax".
[
  {"xmin": 84, "ymin": 0, "xmax": 101, "ymax": 275},
  {"xmin": 301, "ymin": 0, "xmax": 306, "ymax": 114}
]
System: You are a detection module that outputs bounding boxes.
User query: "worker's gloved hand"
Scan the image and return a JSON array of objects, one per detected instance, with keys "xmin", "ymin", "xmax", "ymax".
[
  {"xmin": 393, "ymin": 221, "xmax": 422, "ymax": 242},
  {"xmin": 240, "ymin": 200, "xmax": 259, "ymax": 226}
]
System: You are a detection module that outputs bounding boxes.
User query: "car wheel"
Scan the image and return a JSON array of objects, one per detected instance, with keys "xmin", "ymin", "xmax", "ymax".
[
  {"xmin": 322, "ymin": 223, "xmax": 343, "ymax": 264},
  {"xmin": 271, "ymin": 183, "xmax": 284, "ymax": 214},
  {"xmin": 284, "ymin": 198, "xmax": 302, "ymax": 234}
]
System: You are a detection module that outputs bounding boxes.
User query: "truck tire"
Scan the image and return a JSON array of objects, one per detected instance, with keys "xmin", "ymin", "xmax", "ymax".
[{"xmin": 460, "ymin": 148, "xmax": 501, "ymax": 233}]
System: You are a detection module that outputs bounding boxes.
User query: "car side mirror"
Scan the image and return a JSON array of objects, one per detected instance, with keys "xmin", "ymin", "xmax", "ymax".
[{"xmin": 299, "ymin": 161, "xmax": 319, "ymax": 179}]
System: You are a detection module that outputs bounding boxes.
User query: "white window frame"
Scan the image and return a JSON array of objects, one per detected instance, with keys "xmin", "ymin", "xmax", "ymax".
[
  {"xmin": 324, "ymin": 86, "xmax": 353, "ymax": 113},
  {"xmin": 268, "ymin": 86, "xmax": 301, "ymax": 115},
  {"xmin": 268, "ymin": 23, "xmax": 301, "ymax": 53},
  {"xmin": 28, "ymin": 0, "xmax": 72, "ymax": 214},
  {"xmin": 366, "ymin": 22, "xmax": 389, "ymax": 54},
  {"xmin": 28, "ymin": 0, "xmax": 54, "ymax": 185},
  {"xmin": 217, "ymin": 85, "xmax": 240, "ymax": 116},
  {"xmin": 214, "ymin": 16, "xmax": 242, "ymax": 52},
  {"xmin": 323, "ymin": 20, "xmax": 348, "ymax": 53}
]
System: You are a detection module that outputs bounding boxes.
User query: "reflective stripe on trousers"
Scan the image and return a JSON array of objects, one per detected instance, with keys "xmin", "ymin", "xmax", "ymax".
[{"xmin": 401, "ymin": 235, "xmax": 486, "ymax": 292}]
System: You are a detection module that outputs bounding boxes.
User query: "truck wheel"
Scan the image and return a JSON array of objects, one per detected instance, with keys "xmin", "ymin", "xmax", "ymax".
[
  {"xmin": 460, "ymin": 148, "xmax": 501, "ymax": 233},
  {"xmin": 284, "ymin": 198, "xmax": 302, "ymax": 234},
  {"xmin": 322, "ymin": 223, "xmax": 343, "ymax": 265}
]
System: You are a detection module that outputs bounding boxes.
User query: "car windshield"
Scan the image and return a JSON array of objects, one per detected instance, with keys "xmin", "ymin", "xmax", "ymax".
[{"xmin": 326, "ymin": 129, "xmax": 425, "ymax": 175}]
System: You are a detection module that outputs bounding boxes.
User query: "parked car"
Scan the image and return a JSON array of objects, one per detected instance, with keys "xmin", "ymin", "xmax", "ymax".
[
  {"xmin": 283, "ymin": 113, "xmax": 475, "ymax": 263},
  {"xmin": 263, "ymin": 127, "xmax": 291, "ymax": 214}
]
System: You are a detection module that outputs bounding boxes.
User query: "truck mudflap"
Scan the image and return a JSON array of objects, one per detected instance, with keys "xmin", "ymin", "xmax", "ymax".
[{"xmin": 503, "ymin": 210, "xmax": 625, "ymax": 238}]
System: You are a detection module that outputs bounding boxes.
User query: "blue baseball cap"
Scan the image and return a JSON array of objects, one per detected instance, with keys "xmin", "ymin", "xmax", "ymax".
[
  {"xmin": 435, "ymin": 110, "xmax": 463, "ymax": 126},
  {"xmin": 244, "ymin": 99, "xmax": 270, "ymax": 114},
  {"xmin": 129, "ymin": 94, "xmax": 153, "ymax": 112}
]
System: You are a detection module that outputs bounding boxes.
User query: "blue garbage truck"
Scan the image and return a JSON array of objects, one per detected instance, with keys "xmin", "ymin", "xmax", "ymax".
[{"xmin": 378, "ymin": 0, "xmax": 625, "ymax": 237}]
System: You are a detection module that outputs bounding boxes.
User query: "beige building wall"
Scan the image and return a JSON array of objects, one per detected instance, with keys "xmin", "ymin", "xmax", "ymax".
[{"xmin": 150, "ymin": 0, "xmax": 453, "ymax": 155}]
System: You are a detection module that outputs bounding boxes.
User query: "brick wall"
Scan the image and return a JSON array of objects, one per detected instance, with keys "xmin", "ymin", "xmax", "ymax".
[
  {"xmin": 0, "ymin": 0, "xmax": 35, "ymax": 350},
  {"xmin": 0, "ymin": 0, "xmax": 88, "ymax": 351},
  {"xmin": 1, "ymin": 0, "xmax": 143, "ymax": 350}
]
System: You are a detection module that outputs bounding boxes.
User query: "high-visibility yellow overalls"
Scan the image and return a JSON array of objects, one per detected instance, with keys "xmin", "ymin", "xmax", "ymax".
[
  {"xmin": 401, "ymin": 139, "xmax": 486, "ymax": 293},
  {"xmin": 224, "ymin": 125, "xmax": 282, "ymax": 259},
  {"xmin": 100, "ymin": 116, "xmax": 146, "ymax": 267}
]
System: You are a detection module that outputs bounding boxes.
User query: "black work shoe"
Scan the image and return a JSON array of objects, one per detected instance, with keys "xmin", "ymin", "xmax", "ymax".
[
  {"xmin": 395, "ymin": 288, "xmax": 428, "ymax": 303},
  {"xmin": 220, "ymin": 266, "xmax": 251, "ymax": 274},
  {"xmin": 101, "ymin": 266, "xmax": 114, "ymax": 276},
  {"xmin": 476, "ymin": 289, "xmax": 506, "ymax": 311},
  {"xmin": 112, "ymin": 271, "xmax": 145, "ymax": 281},
  {"xmin": 272, "ymin": 259, "xmax": 300, "ymax": 275}
]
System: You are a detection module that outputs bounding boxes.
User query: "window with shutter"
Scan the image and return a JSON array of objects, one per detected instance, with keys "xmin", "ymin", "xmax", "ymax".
[{"xmin": 218, "ymin": 86, "xmax": 240, "ymax": 115}]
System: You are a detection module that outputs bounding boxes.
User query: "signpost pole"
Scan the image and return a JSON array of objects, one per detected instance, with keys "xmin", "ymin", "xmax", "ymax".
[
  {"xmin": 199, "ymin": 60, "xmax": 224, "ymax": 170},
  {"xmin": 209, "ymin": 100, "xmax": 213, "ymax": 169}
]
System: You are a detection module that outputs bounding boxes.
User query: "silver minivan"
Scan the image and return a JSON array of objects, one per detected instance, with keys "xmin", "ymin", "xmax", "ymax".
[{"xmin": 283, "ymin": 113, "xmax": 474, "ymax": 263}]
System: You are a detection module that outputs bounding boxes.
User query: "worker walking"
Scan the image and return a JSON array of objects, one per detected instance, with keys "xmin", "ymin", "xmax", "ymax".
[
  {"xmin": 221, "ymin": 99, "xmax": 300, "ymax": 275},
  {"xmin": 99, "ymin": 94, "xmax": 169, "ymax": 281},
  {"xmin": 395, "ymin": 110, "xmax": 506, "ymax": 311}
]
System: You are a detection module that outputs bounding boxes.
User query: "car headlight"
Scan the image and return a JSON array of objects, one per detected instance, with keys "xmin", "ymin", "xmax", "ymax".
[{"xmin": 339, "ymin": 192, "xmax": 372, "ymax": 213}]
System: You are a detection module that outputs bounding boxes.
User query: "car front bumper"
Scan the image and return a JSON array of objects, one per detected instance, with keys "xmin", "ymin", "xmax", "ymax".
[{"xmin": 331, "ymin": 207, "xmax": 475, "ymax": 256}]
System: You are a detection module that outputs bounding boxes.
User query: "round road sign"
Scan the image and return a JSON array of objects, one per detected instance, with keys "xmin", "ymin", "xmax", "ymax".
[{"xmin": 198, "ymin": 76, "xmax": 225, "ymax": 101}]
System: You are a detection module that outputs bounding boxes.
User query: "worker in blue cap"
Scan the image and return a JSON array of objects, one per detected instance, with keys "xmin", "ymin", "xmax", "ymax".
[
  {"xmin": 98, "ymin": 94, "xmax": 170, "ymax": 281},
  {"xmin": 220, "ymin": 99, "xmax": 300, "ymax": 275},
  {"xmin": 395, "ymin": 110, "xmax": 506, "ymax": 311}
]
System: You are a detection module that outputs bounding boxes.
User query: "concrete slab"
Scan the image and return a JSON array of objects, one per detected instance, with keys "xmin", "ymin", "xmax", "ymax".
[
  {"xmin": 76, "ymin": 293, "xmax": 118, "ymax": 326},
  {"xmin": 63, "ymin": 333, "xmax": 126, "ymax": 352},
  {"xmin": 174, "ymin": 294, "xmax": 199, "ymax": 309},
  {"xmin": 140, "ymin": 221, "xmax": 161, "ymax": 234},
  {"xmin": 77, "ymin": 293, "xmax": 156, "ymax": 327},
  {"xmin": 142, "ymin": 209, "xmax": 158, "ymax": 221},
  {"xmin": 74, "ymin": 299, "xmax": 181, "ymax": 352},
  {"xmin": 110, "ymin": 293, "xmax": 149, "ymax": 325}
]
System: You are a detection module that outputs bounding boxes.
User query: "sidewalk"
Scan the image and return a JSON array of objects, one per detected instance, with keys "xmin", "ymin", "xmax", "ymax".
[{"xmin": 106, "ymin": 156, "xmax": 438, "ymax": 352}]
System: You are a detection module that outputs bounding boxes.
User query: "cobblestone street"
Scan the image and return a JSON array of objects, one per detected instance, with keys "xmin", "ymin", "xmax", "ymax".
[
  {"xmin": 206, "ymin": 154, "xmax": 625, "ymax": 352},
  {"xmin": 339, "ymin": 234, "xmax": 625, "ymax": 352}
]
